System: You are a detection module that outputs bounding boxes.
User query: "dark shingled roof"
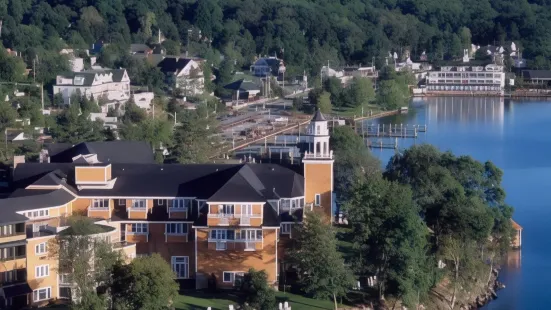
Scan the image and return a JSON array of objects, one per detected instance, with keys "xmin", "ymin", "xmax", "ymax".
[
  {"xmin": 157, "ymin": 57, "xmax": 192, "ymax": 74},
  {"xmin": 312, "ymin": 109, "xmax": 326, "ymax": 122},
  {"xmin": 224, "ymin": 79, "xmax": 261, "ymax": 92},
  {"xmin": 49, "ymin": 141, "xmax": 155, "ymax": 164},
  {"xmin": 3, "ymin": 283, "xmax": 32, "ymax": 298},
  {"xmin": 522, "ymin": 70, "xmax": 551, "ymax": 80},
  {"xmin": 11, "ymin": 162, "xmax": 305, "ymax": 225}
]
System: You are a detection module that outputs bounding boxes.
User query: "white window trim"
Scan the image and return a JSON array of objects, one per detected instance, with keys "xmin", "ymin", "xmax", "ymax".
[
  {"xmin": 281, "ymin": 223, "xmax": 291, "ymax": 234},
  {"xmin": 35, "ymin": 265, "xmax": 49, "ymax": 278},
  {"xmin": 130, "ymin": 223, "xmax": 148, "ymax": 234},
  {"xmin": 171, "ymin": 256, "xmax": 189, "ymax": 279},
  {"xmin": 223, "ymin": 271, "xmax": 244, "ymax": 284},
  {"xmin": 314, "ymin": 193, "xmax": 321, "ymax": 206},
  {"xmin": 130, "ymin": 199, "xmax": 147, "ymax": 209},
  {"xmin": 166, "ymin": 223, "xmax": 188, "ymax": 235},
  {"xmin": 33, "ymin": 287, "xmax": 51, "ymax": 302},
  {"xmin": 91, "ymin": 199, "xmax": 109, "ymax": 209},
  {"xmin": 35, "ymin": 242, "xmax": 47, "ymax": 255},
  {"xmin": 158, "ymin": 199, "xmax": 164, "ymax": 206}
]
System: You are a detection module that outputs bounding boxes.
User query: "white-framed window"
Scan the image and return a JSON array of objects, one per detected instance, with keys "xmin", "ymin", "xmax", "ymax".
[
  {"xmin": 223, "ymin": 271, "xmax": 245, "ymax": 284},
  {"xmin": 166, "ymin": 223, "xmax": 188, "ymax": 235},
  {"xmin": 26, "ymin": 209, "xmax": 49, "ymax": 219},
  {"xmin": 314, "ymin": 194, "xmax": 321, "ymax": 206},
  {"xmin": 33, "ymin": 287, "xmax": 51, "ymax": 302},
  {"xmin": 241, "ymin": 204, "xmax": 253, "ymax": 215},
  {"xmin": 219, "ymin": 204, "xmax": 234, "ymax": 215},
  {"xmin": 281, "ymin": 223, "xmax": 291, "ymax": 234},
  {"xmin": 171, "ymin": 256, "xmax": 189, "ymax": 279},
  {"xmin": 59, "ymin": 273, "xmax": 71, "ymax": 284},
  {"xmin": 1, "ymin": 225, "xmax": 13, "ymax": 236},
  {"xmin": 210, "ymin": 229, "xmax": 235, "ymax": 240},
  {"xmin": 35, "ymin": 242, "xmax": 47, "ymax": 255},
  {"xmin": 171, "ymin": 199, "xmax": 192, "ymax": 209},
  {"xmin": 131, "ymin": 223, "xmax": 148, "ymax": 234},
  {"xmin": 119, "ymin": 199, "xmax": 126, "ymax": 206},
  {"xmin": 35, "ymin": 265, "xmax": 49, "ymax": 278},
  {"xmin": 131, "ymin": 199, "xmax": 146, "ymax": 209},
  {"xmin": 92, "ymin": 199, "xmax": 109, "ymax": 209},
  {"xmin": 236, "ymin": 229, "xmax": 262, "ymax": 241},
  {"xmin": 158, "ymin": 199, "xmax": 164, "ymax": 206},
  {"xmin": 32, "ymin": 222, "xmax": 48, "ymax": 233}
]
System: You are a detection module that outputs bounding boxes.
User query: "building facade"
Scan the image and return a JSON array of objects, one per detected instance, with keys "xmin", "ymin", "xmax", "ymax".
[
  {"xmin": 157, "ymin": 58, "xmax": 205, "ymax": 96},
  {"xmin": 0, "ymin": 114, "xmax": 333, "ymax": 308},
  {"xmin": 53, "ymin": 69, "xmax": 131, "ymax": 105},
  {"xmin": 426, "ymin": 64, "xmax": 505, "ymax": 94}
]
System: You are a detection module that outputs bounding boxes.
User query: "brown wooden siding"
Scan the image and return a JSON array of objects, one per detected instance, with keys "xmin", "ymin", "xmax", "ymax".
[
  {"xmin": 72, "ymin": 198, "xmax": 91, "ymax": 215},
  {"xmin": 304, "ymin": 163, "xmax": 333, "ymax": 221},
  {"xmin": 75, "ymin": 166, "xmax": 108, "ymax": 183},
  {"xmin": 27, "ymin": 236, "xmax": 58, "ymax": 302},
  {"xmin": 136, "ymin": 223, "xmax": 196, "ymax": 278},
  {"xmin": 196, "ymin": 228, "xmax": 278, "ymax": 288}
]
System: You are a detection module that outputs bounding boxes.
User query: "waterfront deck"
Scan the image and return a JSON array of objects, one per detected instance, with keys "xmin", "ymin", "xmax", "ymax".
[
  {"xmin": 357, "ymin": 124, "xmax": 427, "ymax": 138},
  {"xmin": 365, "ymin": 138, "xmax": 398, "ymax": 149}
]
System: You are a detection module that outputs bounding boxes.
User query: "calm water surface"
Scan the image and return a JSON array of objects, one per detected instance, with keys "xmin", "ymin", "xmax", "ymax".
[{"xmin": 367, "ymin": 97, "xmax": 551, "ymax": 310}]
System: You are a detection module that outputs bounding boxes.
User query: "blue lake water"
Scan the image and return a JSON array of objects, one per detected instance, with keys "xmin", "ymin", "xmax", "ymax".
[{"xmin": 367, "ymin": 97, "xmax": 551, "ymax": 309}]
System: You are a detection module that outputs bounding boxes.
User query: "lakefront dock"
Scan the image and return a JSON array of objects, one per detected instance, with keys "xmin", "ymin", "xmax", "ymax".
[{"xmin": 357, "ymin": 123, "xmax": 427, "ymax": 138}]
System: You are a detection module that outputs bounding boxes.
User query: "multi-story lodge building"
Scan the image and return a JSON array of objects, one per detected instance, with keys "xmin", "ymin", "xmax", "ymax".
[
  {"xmin": 0, "ymin": 112, "xmax": 333, "ymax": 308},
  {"xmin": 53, "ymin": 68, "xmax": 131, "ymax": 105},
  {"xmin": 426, "ymin": 64, "xmax": 505, "ymax": 95}
]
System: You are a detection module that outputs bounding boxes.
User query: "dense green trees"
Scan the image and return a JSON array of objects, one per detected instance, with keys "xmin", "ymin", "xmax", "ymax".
[
  {"xmin": 111, "ymin": 254, "xmax": 179, "ymax": 310},
  {"xmin": 288, "ymin": 212, "xmax": 354, "ymax": 310},
  {"xmin": 331, "ymin": 131, "xmax": 514, "ymax": 306},
  {"xmin": 0, "ymin": 0, "xmax": 549, "ymax": 81},
  {"xmin": 240, "ymin": 269, "xmax": 276, "ymax": 310}
]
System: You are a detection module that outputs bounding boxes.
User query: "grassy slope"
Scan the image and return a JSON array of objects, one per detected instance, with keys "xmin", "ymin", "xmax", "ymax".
[{"xmin": 174, "ymin": 291, "xmax": 338, "ymax": 310}]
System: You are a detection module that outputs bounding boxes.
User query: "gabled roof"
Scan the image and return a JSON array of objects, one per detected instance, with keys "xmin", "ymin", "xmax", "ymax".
[
  {"xmin": 48, "ymin": 141, "xmax": 155, "ymax": 164},
  {"xmin": 224, "ymin": 79, "xmax": 261, "ymax": 92},
  {"xmin": 130, "ymin": 44, "xmax": 151, "ymax": 54},
  {"xmin": 57, "ymin": 69, "xmax": 128, "ymax": 86},
  {"xmin": 14, "ymin": 163, "xmax": 304, "ymax": 200},
  {"xmin": 157, "ymin": 57, "xmax": 192, "ymax": 73}
]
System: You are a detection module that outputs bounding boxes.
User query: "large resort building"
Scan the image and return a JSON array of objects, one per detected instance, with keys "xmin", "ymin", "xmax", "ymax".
[
  {"xmin": 0, "ymin": 112, "xmax": 333, "ymax": 308},
  {"xmin": 426, "ymin": 64, "xmax": 505, "ymax": 95}
]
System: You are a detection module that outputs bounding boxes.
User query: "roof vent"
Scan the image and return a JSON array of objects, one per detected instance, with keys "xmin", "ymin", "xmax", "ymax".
[
  {"xmin": 271, "ymin": 167, "xmax": 275, "ymax": 171},
  {"xmin": 160, "ymin": 168, "xmax": 163, "ymax": 171},
  {"xmin": 216, "ymin": 168, "xmax": 219, "ymax": 171}
]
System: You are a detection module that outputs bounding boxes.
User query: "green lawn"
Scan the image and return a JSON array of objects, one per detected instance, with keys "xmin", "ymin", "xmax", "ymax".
[
  {"xmin": 174, "ymin": 291, "xmax": 339, "ymax": 310},
  {"xmin": 331, "ymin": 104, "xmax": 383, "ymax": 118}
]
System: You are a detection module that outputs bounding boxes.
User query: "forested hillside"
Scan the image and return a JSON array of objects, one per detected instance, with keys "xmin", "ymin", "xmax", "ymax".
[{"xmin": 1, "ymin": 0, "xmax": 550, "ymax": 76}]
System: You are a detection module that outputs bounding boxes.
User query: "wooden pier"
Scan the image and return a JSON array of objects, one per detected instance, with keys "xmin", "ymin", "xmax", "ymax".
[{"xmin": 365, "ymin": 138, "xmax": 398, "ymax": 149}]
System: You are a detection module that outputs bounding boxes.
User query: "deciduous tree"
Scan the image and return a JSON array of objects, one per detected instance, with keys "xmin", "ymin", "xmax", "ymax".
[
  {"xmin": 288, "ymin": 212, "xmax": 354, "ymax": 309},
  {"xmin": 111, "ymin": 253, "xmax": 179, "ymax": 310}
]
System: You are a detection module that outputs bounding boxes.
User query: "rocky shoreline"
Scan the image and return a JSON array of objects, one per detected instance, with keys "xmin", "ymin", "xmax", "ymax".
[{"xmin": 461, "ymin": 269, "xmax": 506, "ymax": 310}]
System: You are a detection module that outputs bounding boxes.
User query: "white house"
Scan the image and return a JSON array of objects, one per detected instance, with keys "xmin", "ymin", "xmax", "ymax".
[
  {"xmin": 133, "ymin": 92, "xmax": 155, "ymax": 110},
  {"xmin": 157, "ymin": 58, "xmax": 204, "ymax": 95},
  {"xmin": 426, "ymin": 64, "xmax": 505, "ymax": 94},
  {"xmin": 53, "ymin": 68, "xmax": 131, "ymax": 105}
]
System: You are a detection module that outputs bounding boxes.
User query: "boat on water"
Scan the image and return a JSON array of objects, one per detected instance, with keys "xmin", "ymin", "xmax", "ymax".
[{"xmin": 400, "ymin": 106, "xmax": 409, "ymax": 114}]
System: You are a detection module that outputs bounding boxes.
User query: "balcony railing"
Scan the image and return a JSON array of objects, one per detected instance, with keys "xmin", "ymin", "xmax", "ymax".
[
  {"xmin": 303, "ymin": 150, "xmax": 333, "ymax": 159},
  {"xmin": 208, "ymin": 213, "xmax": 261, "ymax": 225}
]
